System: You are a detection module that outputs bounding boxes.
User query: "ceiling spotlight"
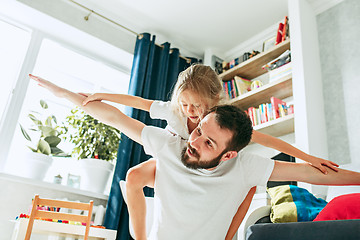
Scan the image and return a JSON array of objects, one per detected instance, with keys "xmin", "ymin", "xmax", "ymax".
[{"xmin": 84, "ymin": 10, "xmax": 93, "ymax": 21}]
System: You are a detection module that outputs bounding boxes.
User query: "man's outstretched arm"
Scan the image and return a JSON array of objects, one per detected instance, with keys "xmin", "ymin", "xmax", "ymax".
[
  {"xmin": 269, "ymin": 161, "xmax": 360, "ymax": 185},
  {"xmin": 30, "ymin": 74, "xmax": 145, "ymax": 145}
]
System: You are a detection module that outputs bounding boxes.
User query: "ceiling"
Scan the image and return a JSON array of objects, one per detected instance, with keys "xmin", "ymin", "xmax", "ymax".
[{"xmin": 75, "ymin": 0, "xmax": 290, "ymax": 58}]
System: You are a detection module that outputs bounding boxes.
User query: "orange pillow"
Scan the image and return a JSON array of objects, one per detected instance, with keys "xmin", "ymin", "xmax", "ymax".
[{"xmin": 314, "ymin": 193, "xmax": 360, "ymax": 221}]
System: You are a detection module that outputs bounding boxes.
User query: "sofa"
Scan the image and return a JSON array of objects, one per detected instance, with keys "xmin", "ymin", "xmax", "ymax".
[
  {"xmin": 246, "ymin": 218, "xmax": 360, "ymax": 240},
  {"xmin": 244, "ymin": 185, "xmax": 360, "ymax": 240}
]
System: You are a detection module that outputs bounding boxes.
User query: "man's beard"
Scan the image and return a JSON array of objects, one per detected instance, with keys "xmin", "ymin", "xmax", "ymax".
[{"xmin": 180, "ymin": 143, "xmax": 224, "ymax": 170}]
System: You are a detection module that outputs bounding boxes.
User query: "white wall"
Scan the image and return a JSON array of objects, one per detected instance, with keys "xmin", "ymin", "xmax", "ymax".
[
  {"xmin": 317, "ymin": 0, "xmax": 360, "ymax": 165},
  {"xmin": 289, "ymin": 0, "xmax": 328, "ymax": 160}
]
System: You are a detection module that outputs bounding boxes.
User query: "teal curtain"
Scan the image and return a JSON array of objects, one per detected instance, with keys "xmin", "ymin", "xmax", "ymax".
[{"xmin": 103, "ymin": 32, "xmax": 196, "ymax": 239}]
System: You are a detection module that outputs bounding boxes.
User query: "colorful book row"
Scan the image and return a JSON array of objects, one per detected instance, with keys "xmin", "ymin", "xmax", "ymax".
[
  {"xmin": 223, "ymin": 76, "xmax": 251, "ymax": 99},
  {"xmin": 247, "ymin": 97, "xmax": 294, "ymax": 127}
]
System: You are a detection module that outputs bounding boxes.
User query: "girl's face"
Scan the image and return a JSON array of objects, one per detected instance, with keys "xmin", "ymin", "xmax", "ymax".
[{"xmin": 179, "ymin": 89, "xmax": 211, "ymax": 123}]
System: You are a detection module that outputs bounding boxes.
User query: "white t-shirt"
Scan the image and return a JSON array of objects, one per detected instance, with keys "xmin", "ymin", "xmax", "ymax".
[
  {"xmin": 149, "ymin": 100, "xmax": 190, "ymax": 139},
  {"xmin": 141, "ymin": 126, "xmax": 274, "ymax": 240}
]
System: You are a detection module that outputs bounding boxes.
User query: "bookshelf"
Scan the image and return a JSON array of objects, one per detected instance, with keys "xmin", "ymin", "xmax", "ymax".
[
  {"xmin": 229, "ymin": 76, "xmax": 292, "ymax": 110},
  {"xmin": 230, "ymin": 3, "xmax": 329, "ymax": 238},
  {"xmin": 219, "ymin": 39, "xmax": 293, "ymax": 136},
  {"xmin": 219, "ymin": 39, "xmax": 291, "ymax": 81}
]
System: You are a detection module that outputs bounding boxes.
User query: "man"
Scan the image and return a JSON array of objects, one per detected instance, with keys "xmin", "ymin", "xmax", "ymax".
[
  {"xmin": 138, "ymin": 105, "xmax": 269, "ymax": 240},
  {"xmin": 31, "ymin": 75, "xmax": 360, "ymax": 240}
]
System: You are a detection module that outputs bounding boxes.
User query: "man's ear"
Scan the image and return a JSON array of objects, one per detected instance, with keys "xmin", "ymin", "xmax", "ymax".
[{"xmin": 221, "ymin": 151, "xmax": 238, "ymax": 162}]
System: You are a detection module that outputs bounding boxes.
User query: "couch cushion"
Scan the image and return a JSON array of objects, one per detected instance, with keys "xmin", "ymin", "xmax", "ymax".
[
  {"xmin": 267, "ymin": 185, "xmax": 327, "ymax": 223},
  {"xmin": 314, "ymin": 193, "xmax": 360, "ymax": 221},
  {"xmin": 246, "ymin": 219, "xmax": 360, "ymax": 240}
]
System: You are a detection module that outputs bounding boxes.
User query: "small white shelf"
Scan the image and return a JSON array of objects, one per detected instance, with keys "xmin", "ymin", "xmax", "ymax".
[
  {"xmin": 0, "ymin": 173, "xmax": 109, "ymax": 200},
  {"xmin": 253, "ymin": 114, "xmax": 294, "ymax": 137},
  {"xmin": 12, "ymin": 218, "xmax": 117, "ymax": 239}
]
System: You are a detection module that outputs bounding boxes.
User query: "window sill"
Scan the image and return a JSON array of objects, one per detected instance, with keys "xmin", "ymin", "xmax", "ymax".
[{"xmin": 0, "ymin": 172, "xmax": 109, "ymax": 200}]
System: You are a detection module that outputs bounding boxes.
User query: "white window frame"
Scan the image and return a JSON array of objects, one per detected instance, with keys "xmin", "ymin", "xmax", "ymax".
[{"xmin": 0, "ymin": 16, "xmax": 132, "ymax": 172}]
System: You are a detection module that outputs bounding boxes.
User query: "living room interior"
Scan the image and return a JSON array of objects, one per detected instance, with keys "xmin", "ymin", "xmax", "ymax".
[{"xmin": 1, "ymin": 0, "xmax": 359, "ymax": 239}]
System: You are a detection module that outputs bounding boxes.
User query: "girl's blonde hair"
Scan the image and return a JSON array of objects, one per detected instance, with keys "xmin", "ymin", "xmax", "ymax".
[{"xmin": 170, "ymin": 64, "xmax": 225, "ymax": 115}]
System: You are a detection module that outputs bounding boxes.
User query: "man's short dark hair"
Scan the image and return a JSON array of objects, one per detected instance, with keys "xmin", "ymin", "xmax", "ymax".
[{"xmin": 208, "ymin": 105, "xmax": 253, "ymax": 152}]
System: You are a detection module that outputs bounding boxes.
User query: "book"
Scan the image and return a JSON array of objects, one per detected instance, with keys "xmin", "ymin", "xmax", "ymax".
[
  {"xmin": 232, "ymin": 79, "xmax": 239, "ymax": 97},
  {"xmin": 281, "ymin": 16, "xmax": 289, "ymax": 42},
  {"xmin": 234, "ymin": 76, "xmax": 251, "ymax": 95},
  {"xmin": 247, "ymin": 107, "xmax": 256, "ymax": 126},
  {"xmin": 270, "ymin": 97, "xmax": 287, "ymax": 119},
  {"xmin": 267, "ymin": 103, "xmax": 274, "ymax": 121},
  {"xmin": 229, "ymin": 59, "xmax": 235, "ymax": 69},
  {"xmin": 259, "ymin": 104, "xmax": 264, "ymax": 124},
  {"xmin": 288, "ymin": 104, "xmax": 294, "ymax": 114},
  {"xmin": 279, "ymin": 105, "xmax": 286, "ymax": 117},
  {"xmin": 276, "ymin": 22, "xmax": 284, "ymax": 45},
  {"xmin": 227, "ymin": 81, "xmax": 233, "ymax": 98},
  {"xmin": 223, "ymin": 82, "xmax": 229, "ymax": 100},
  {"xmin": 256, "ymin": 108, "xmax": 260, "ymax": 125},
  {"xmin": 231, "ymin": 79, "xmax": 238, "ymax": 98}
]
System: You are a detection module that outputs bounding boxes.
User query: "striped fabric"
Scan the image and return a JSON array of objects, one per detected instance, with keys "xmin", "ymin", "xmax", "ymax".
[{"xmin": 267, "ymin": 185, "xmax": 328, "ymax": 223}]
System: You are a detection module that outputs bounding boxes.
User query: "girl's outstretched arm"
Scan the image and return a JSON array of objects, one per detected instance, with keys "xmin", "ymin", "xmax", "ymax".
[
  {"xmin": 81, "ymin": 93, "xmax": 154, "ymax": 112},
  {"xmin": 29, "ymin": 74, "xmax": 145, "ymax": 144},
  {"xmin": 251, "ymin": 130, "xmax": 339, "ymax": 174}
]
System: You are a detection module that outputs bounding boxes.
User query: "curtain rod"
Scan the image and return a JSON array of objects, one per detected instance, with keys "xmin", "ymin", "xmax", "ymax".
[{"xmin": 68, "ymin": 0, "xmax": 191, "ymax": 63}]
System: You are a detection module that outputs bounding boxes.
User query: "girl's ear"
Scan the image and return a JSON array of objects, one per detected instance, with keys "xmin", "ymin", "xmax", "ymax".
[{"xmin": 221, "ymin": 151, "xmax": 238, "ymax": 162}]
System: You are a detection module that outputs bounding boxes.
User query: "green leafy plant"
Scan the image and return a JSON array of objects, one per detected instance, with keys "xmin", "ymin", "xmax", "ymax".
[
  {"xmin": 20, "ymin": 100, "xmax": 67, "ymax": 156},
  {"xmin": 62, "ymin": 107, "xmax": 121, "ymax": 162}
]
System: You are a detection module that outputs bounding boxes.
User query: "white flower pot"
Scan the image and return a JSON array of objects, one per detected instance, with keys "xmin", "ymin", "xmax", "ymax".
[
  {"xmin": 79, "ymin": 158, "xmax": 114, "ymax": 193},
  {"xmin": 18, "ymin": 152, "xmax": 53, "ymax": 180}
]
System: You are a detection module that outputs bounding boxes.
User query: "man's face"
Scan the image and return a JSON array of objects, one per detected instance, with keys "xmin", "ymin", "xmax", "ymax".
[{"xmin": 181, "ymin": 112, "xmax": 234, "ymax": 169}]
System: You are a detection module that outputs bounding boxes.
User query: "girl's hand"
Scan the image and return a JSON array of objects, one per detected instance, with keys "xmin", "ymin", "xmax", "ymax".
[
  {"xmin": 29, "ymin": 74, "xmax": 66, "ymax": 98},
  {"xmin": 82, "ymin": 93, "xmax": 103, "ymax": 106},
  {"xmin": 307, "ymin": 156, "xmax": 339, "ymax": 174}
]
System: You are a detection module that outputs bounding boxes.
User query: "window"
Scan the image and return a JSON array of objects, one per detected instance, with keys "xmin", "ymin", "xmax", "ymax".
[
  {"xmin": 0, "ymin": 19, "xmax": 31, "ymax": 122},
  {"xmin": 5, "ymin": 38, "xmax": 132, "ymax": 187}
]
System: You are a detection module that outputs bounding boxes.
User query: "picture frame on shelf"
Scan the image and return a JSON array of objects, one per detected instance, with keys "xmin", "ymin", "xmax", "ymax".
[
  {"xmin": 211, "ymin": 55, "xmax": 224, "ymax": 74},
  {"xmin": 262, "ymin": 36, "xmax": 276, "ymax": 52},
  {"xmin": 67, "ymin": 173, "xmax": 81, "ymax": 188}
]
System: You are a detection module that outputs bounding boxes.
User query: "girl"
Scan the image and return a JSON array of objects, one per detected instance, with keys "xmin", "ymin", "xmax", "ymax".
[{"xmin": 79, "ymin": 64, "xmax": 338, "ymax": 239}]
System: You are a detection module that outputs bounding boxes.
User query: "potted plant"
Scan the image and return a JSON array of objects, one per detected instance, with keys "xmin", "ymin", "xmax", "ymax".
[
  {"xmin": 62, "ymin": 107, "xmax": 121, "ymax": 193},
  {"xmin": 19, "ymin": 100, "xmax": 67, "ymax": 180}
]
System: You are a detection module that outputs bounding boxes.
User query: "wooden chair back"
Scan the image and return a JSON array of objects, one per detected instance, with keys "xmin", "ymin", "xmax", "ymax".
[{"xmin": 25, "ymin": 195, "xmax": 93, "ymax": 240}]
